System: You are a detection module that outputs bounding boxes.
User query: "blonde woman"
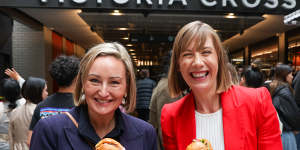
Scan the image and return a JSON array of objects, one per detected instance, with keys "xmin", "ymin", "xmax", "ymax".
[{"xmin": 30, "ymin": 42, "xmax": 157, "ymax": 150}]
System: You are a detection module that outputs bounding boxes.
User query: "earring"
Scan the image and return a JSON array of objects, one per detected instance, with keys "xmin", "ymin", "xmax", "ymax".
[
  {"xmin": 122, "ymin": 97, "xmax": 126, "ymax": 105},
  {"xmin": 80, "ymin": 94, "xmax": 85, "ymax": 101}
]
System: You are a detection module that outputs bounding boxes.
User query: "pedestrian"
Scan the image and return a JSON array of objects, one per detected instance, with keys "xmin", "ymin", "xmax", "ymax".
[
  {"xmin": 292, "ymin": 68, "xmax": 300, "ymax": 150},
  {"xmin": 270, "ymin": 64, "xmax": 300, "ymax": 150},
  {"xmin": 27, "ymin": 55, "xmax": 80, "ymax": 146},
  {"xmin": 136, "ymin": 68, "xmax": 156, "ymax": 121},
  {"xmin": 9, "ymin": 77, "xmax": 47, "ymax": 150},
  {"xmin": 161, "ymin": 21, "xmax": 282, "ymax": 150},
  {"xmin": 0, "ymin": 79, "xmax": 26, "ymax": 150},
  {"xmin": 29, "ymin": 42, "xmax": 157, "ymax": 150},
  {"xmin": 149, "ymin": 51, "xmax": 182, "ymax": 150},
  {"xmin": 240, "ymin": 65, "xmax": 264, "ymax": 88}
]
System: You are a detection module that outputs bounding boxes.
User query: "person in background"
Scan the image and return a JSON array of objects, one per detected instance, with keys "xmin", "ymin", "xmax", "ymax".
[
  {"xmin": 240, "ymin": 66, "xmax": 264, "ymax": 88},
  {"xmin": 8, "ymin": 77, "xmax": 47, "ymax": 150},
  {"xmin": 28, "ymin": 55, "xmax": 80, "ymax": 146},
  {"xmin": 161, "ymin": 21, "xmax": 282, "ymax": 150},
  {"xmin": 292, "ymin": 66, "xmax": 300, "ymax": 150},
  {"xmin": 136, "ymin": 68, "xmax": 156, "ymax": 121},
  {"xmin": 4, "ymin": 68, "xmax": 25, "ymax": 88},
  {"xmin": 0, "ymin": 79, "xmax": 26, "ymax": 150},
  {"xmin": 149, "ymin": 51, "xmax": 182, "ymax": 150},
  {"xmin": 270, "ymin": 64, "xmax": 300, "ymax": 150},
  {"xmin": 29, "ymin": 42, "xmax": 157, "ymax": 150}
]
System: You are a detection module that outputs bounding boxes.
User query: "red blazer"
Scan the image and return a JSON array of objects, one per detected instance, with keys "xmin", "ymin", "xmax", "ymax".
[{"xmin": 161, "ymin": 85, "xmax": 282, "ymax": 150}]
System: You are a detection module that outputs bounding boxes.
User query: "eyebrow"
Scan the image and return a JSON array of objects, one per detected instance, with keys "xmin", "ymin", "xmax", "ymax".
[{"xmin": 87, "ymin": 74, "xmax": 122, "ymax": 79}]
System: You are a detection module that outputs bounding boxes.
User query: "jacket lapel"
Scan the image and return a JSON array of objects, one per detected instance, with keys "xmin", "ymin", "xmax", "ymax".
[
  {"xmin": 221, "ymin": 88, "xmax": 245, "ymax": 150},
  {"xmin": 177, "ymin": 93, "xmax": 196, "ymax": 150},
  {"xmin": 64, "ymin": 127, "xmax": 93, "ymax": 150}
]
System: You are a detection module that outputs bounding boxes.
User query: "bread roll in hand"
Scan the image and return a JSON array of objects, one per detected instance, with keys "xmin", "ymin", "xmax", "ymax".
[
  {"xmin": 186, "ymin": 139, "xmax": 213, "ymax": 150},
  {"xmin": 95, "ymin": 138, "xmax": 125, "ymax": 150}
]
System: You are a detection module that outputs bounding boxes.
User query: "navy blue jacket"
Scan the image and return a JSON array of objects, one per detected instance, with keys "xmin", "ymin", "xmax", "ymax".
[
  {"xmin": 136, "ymin": 78, "xmax": 156, "ymax": 109},
  {"xmin": 30, "ymin": 106, "xmax": 157, "ymax": 150}
]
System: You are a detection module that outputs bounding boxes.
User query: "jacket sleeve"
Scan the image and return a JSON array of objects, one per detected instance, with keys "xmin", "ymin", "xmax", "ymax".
[
  {"xmin": 257, "ymin": 88, "xmax": 283, "ymax": 150},
  {"xmin": 30, "ymin": 119, "xmax": 56, "ymax": 150},
  {"xmin": 161, "ymin": 105, "xmax": 177, "ymax": 150},
  {"xmin": 145, "ymin": 125, "xmax": 158, "ymax": 150}
]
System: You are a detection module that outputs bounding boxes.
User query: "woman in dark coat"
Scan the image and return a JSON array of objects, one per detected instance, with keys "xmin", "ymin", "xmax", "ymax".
[
  {"xmin": 270, "ymin": 64, "xmax": 298, "ymax": 150},
  {"xmin": 30, "ymin": 42, "xmax": 157, "ymax": 150}
]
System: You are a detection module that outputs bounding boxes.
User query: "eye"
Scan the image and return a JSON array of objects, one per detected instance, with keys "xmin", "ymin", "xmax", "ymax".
[
  {"xmin": 89, "ymin": 78, "xmax": 99, "ymax": 83},
  {"xmin": 111, "ymin": 81, "xmax": 120, "ymax": 85},
  {"xmin": 202, "ymin": 50, "xmax": 212, "ymax": 55},
  {"xmin": 182, "ymin": 52, "xmax": 193, "ymax": 57}
]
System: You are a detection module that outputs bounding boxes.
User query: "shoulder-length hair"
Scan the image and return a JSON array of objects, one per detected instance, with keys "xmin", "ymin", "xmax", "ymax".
[
  {"xmin": 168, "ymin": 20, "xmax": 232, "ymax": 97},
  {"xmin": 22, "ymin": 77, "xmax": 46, "ymax": 104},
  {"xmin": 74, "ymin": 42, "xmax": 136, "ymax": 113}
]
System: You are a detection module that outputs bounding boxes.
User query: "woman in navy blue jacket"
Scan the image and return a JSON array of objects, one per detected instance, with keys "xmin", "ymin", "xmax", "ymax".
[{"xmin": 30, "ymin": 42, "xmax": 157, "ymax": 150}]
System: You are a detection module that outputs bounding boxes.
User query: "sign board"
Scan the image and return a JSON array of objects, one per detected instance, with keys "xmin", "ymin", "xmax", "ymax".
[{"xmin": 0, "ymin": 0, "xmax": 298, "ymax": 15}]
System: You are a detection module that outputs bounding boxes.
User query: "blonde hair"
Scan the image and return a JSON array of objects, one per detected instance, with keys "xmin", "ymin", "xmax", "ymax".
[
  {"xmin": 168, "ymin": 21, "xmax": 232, "ymax": 98},
  {"xmin": 74, "ymin": 42, "xmax": 136, "ymax": 113}
]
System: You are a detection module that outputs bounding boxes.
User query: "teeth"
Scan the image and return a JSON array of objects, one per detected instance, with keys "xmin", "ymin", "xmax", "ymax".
[
  {"xmin": 95, "ymin": 99, "xmax": 110, "ymax": 103},
  {"xmin": 192, "ymin": 72, "xmax": 207, "ymax": 78}
]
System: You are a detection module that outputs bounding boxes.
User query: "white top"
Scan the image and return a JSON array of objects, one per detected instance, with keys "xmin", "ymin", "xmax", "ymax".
[{"xmin": 195, "ymin": 109, "xmax": 225, "ymax": 150}]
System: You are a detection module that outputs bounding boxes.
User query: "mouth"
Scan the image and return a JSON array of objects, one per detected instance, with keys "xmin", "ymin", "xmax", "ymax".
[
  {"xmin": 94, "ymin": 98, "xmax": 113, "ymax": 104},
  {"xmin": 190, "ymin": 71, "xmax": 209, "ymax": 79}
]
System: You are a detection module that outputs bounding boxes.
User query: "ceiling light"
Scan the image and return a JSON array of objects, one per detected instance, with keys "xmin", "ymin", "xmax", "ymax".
[
  {"xmin": 130, "ymin": 53, "xmax": 136, "ymax": 55},
  {"xmin": 122, "ymin": 37, "xmax": 129, "ymax": 40},
  {"xmin": 225, "ymin": 13, "xmax": 236, "ymax": 19},
  {"xmin": 117, "ymin": 28, "xmax": 129, "ymax": 31},
  {"xmin": 110, "ymin": 10, "xmax": 123, "ymax": 16},
  {"xmin": 129, "ymin": 49, "xmax": 135, "ymax": 52},
  {"xmin": 126, "ymin": 44, "xmax": 133, "ymax": 47}
]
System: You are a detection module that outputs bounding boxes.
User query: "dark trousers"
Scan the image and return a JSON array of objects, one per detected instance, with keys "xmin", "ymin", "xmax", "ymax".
[{"xmin": 136, "ymin": 109, "xmax": 149, "ymax": 122}]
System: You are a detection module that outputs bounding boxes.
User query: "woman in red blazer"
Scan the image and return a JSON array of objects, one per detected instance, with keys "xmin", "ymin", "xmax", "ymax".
[{"xmin": 161, "ymin": 21, "xmax": 282, "ymax": 150}]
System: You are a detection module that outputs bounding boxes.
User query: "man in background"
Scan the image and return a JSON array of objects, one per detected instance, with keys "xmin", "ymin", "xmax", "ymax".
[
  {"xmin": 136, "ymin": 69, "xmax": 156, "ymax": 121},
  {"xmin": 28, "ymin": 55, "xmax": 80, "ymax": 146}
]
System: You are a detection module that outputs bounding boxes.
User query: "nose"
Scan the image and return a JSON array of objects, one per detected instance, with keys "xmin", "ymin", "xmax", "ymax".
[
  {"xmin": 98, "ymin": 83, "xmax": 109, "ymax": 98},
  {"xmin": 192, "ymin": 53, "xmax": 204, "ymax": 67}
]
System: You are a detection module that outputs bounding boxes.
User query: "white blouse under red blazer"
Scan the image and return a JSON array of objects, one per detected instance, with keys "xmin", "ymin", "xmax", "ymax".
[{"xmin": 161, "ymin": 85, "xmax": 282, "ymax": 150}]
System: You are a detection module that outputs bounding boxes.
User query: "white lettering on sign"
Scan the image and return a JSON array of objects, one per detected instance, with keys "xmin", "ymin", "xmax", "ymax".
[
  {"xmin": 137, "ymin": 0, "xmax": 153, "ymax": 5},
  {"xmin": 39, "ymin": 0, "xmax": 297, "ymax": 10},
  {"xmin": 201, "ymin": 0, "xmax": 217, "ymax": 7},
  {"xmin": 158, "ymin": 0, "xmax": 163, "ymax": 5},
  {"xmin": 222, "ymin": 0, "xmax": 237, "ymax": 7},
  {"xmin": 242, "ymin": 0, "xmax": 260, "ymax": 8},
  {"xmin": 264, "ymin": 0, "xmax": 278, "ymax": 9},
  {"xmin": 72, "ymin": 0, "xmax": 87, "ymax": 4},
  {"xmin": 168, "ymin": 0, "xmax": 187, "ymax": 6},
  {"xmin": 113, "ymin": 0, "xmax": 129, "ymax": 5},
  {"xmin": 41, "ymin": 0, "xmax": 64, "ymax": 3},
  {"xmin": 282, "ymin": 0, "xmax": 296, "ymax": 9}
]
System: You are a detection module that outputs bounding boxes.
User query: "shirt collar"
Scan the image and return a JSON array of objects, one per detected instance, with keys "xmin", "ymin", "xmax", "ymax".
[{"xmin": 77, "ymin": 105, "xmax": 125, "ymax": 145}]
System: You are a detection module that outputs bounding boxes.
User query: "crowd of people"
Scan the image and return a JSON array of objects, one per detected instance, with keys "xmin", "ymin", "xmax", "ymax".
[{"xmin": 0, "ymin": 20, "xmax": 299, "ymax": 150}]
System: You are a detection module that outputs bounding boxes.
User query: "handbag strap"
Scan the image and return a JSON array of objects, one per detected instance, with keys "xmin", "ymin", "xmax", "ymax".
[
  {"xmin": 64, "ymin": 112, "xmax": 78, "ymax": 128},
  {"xmin": 63, "ymin": 112, "xmax": 95, "ymax": 150}
]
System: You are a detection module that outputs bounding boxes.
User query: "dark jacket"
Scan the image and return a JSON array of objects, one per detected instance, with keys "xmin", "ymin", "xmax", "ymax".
[
  {"xmin": 30, "ymin": 106, "xmax": 157, "ymax": 150},
  {"xmin": 272, "ymin": 85, "xmax": 300, "ymax": 131},
  {"xmin": 136, "ymin": 78, "xmax": 156, "ymax": 109},
  {"xmin": 292, "ymin": 71, "xmax": 300, "ymax": 107}
]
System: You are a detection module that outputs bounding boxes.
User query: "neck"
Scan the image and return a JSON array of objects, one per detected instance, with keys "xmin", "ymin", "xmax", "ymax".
[
  {"xmin": 57, "ymin": 83, "xmax": 75, "ymax": 93},
  {"xmin": 88, "ymin": 110, "xmax": 116, "ymax": 139},
  {"xmin": 193, "ymin": 88, "xmax": 221, "ymax": 114}
]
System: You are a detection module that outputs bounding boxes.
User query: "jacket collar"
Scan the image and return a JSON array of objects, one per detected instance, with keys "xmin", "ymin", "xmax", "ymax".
[
  {"xmin": 180, "ymin": 86, "xmax": 245, "ymax": 149},
  {"xmin": 76, "ymin": 106, "xmax": 125, "ymax": 145}
]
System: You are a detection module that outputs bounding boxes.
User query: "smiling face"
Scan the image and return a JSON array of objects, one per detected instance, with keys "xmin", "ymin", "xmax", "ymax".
[
  {"xmin": 83, "ymin": 55, "xmax": 127, "ymax": 117},
  {"xmin": 178, "ymin": 37, "xmax": 219, "ymax": 92}
]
